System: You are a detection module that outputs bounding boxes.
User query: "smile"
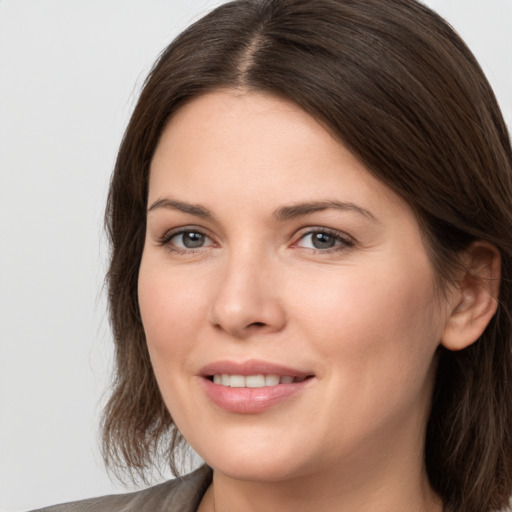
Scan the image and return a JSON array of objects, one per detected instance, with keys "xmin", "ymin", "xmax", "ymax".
[
  {"xmin": 200, "ymin": 360, "xmax": 315, "ymax": 413},
  {"xmin": 210, "ymin": 374, "xmax": 308, "ymax": 387}
]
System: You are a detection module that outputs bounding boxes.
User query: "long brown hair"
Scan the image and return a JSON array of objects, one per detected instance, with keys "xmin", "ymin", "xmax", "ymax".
[{"xmin": 102, "ymin": 1, "xmax": 512, "ymax": 510}]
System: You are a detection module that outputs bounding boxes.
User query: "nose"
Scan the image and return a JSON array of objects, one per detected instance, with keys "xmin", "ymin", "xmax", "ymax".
[{"xmin": 208, "ymin": 250, "xmax": 287, "ymax": 339}]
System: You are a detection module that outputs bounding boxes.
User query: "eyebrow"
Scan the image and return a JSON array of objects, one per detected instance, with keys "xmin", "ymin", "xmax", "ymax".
[
  {"xmin": 273, "ymin": 201, "xmax": 378, "ymax": 222},
  {"xmin": 147, "ymin": 198, "xmax": 214, "ymax": 218},
  {"xmin": 147, "ymin": 198, "xmax": 377, "ymax": 222}
]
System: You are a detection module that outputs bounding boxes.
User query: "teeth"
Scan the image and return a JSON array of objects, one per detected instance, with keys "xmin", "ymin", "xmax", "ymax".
[
  {"xmin": 229, "ymin": 375, "xmax": 245, "ymax": 388},
  {"xmin": 211, "ymin": 374, "xmax": 302, "ymax": 388},
  {"xmin": 246, "ymin": 375, "xmax": 265, "ymax": 388},
  {"xmin": 265, "ymin": 374, "xmax": 280, "ymax": 386}
]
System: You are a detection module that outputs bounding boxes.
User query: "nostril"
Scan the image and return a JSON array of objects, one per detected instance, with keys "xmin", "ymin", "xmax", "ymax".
[{"xmin": 249, "ymin": 322, "xmax": 266, "ymax": 328}]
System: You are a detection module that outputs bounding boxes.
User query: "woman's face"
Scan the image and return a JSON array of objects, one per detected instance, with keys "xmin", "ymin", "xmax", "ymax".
[{"xmin": 138, "ymin": 90, "xmax": 453, "ymax": 483}]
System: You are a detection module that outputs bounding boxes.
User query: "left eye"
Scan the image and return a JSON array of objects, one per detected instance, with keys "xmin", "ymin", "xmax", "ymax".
[{"xmin": 296, "ymin": 230, "xmax": 351, "ymax": 250}]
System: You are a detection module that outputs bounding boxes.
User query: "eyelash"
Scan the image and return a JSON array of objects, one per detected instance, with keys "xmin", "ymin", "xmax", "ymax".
[
  {"xmin": 157, "ymin": 227, "xmax": 214, "ymax": 255},
  {"xmin": 293, "ymin": 228, "xmax": 355, "ymax": 254},
  {"xmin": 157, "ymin": 227, "xmax": 355, "ymax": 255}
]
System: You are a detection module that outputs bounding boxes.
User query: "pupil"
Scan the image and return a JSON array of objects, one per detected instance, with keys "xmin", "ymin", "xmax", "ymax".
[
  {"xmin": 312, "ymin": 233, "xmax": 334, "ymax": 249},
  {"xmin": 184, "ymin": 232, "xmax": 204, "ymax": 248}
]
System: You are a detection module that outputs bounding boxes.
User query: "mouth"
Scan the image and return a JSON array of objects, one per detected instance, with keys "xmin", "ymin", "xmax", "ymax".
[
  {"xmin": 200, "ymin": 361, "xmax": 315, "ymax": 413},
  {"xmin": 201, "ymin": 360, "xmax": 314, "ymax": 386},
  {"xmin": 208, "ymin": 374, "xmax": 312, "ymax": 388}
]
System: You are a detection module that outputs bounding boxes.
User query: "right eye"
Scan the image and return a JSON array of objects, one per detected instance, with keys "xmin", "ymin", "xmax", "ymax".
[
  {"xmin": 171, "ymin": 230, "xmax": 208, "ymax": 248},
  {"xmin": 159, "ymin": 228, "xmax": 215, "ymax": 253}
]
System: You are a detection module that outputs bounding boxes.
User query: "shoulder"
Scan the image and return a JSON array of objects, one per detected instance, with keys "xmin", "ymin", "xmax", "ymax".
[{"xmin": 29, "ymin": 465, "xmax": 212, "ymax": 512}]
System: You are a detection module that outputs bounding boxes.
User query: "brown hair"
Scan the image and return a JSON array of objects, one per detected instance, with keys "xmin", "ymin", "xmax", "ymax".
[{"xmin": 102, "ymin": 0, "xmax": 512, "ymax": 510}]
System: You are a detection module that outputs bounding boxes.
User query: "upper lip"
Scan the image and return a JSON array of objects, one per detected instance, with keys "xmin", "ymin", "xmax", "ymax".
[{"xmin": 200, "ymin": 359, "xmax": 313, "ymax": 378}]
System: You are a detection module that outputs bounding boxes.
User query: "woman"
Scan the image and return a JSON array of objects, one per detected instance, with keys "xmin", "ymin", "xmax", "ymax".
[{"xmin": 33, "ymin": 0, "xmax": 512, "ymax": 511}]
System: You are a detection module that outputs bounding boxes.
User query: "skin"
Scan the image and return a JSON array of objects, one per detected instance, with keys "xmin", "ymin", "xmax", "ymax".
[{"xmin": 138, "ymin": 90, "xmax": 459, "ymax": 512}]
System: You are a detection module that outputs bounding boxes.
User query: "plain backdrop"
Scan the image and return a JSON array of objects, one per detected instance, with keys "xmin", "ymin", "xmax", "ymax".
[{"xmin": 0, "ymin": 1, "xmax": 511, "ymax": 511}]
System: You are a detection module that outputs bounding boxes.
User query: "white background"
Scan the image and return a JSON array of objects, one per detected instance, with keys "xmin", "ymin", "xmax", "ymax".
[{"xmin": 0, "ymin": 1, "xmax": 510, "ymax": 511}]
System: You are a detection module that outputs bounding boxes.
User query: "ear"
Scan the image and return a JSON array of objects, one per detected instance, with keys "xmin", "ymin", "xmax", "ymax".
[{"xmin": 441, "ymin": 241, "xmax": 501, "ymax": 351}]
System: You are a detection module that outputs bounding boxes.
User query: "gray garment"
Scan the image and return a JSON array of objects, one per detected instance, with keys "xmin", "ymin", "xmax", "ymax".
[{"xmin": 29, "ymin": 466, "xmax": 212, "ymax": 512}]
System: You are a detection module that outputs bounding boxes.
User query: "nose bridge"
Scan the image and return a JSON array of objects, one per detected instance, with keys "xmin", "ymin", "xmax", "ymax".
[{"xmin": 209, "ymin": 241, "xmax": 285, "ymax": 337}]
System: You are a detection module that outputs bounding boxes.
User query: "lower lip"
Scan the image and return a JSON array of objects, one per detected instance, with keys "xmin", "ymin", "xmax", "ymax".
[{"xmin": 202, "ymin": 378, "xmax": 312, "ymax": 414}]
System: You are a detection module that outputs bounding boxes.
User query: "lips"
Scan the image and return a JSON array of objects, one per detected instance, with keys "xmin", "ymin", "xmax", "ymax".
[{"xmin": 200, "ymin": 360, "xmax": 314, "ymax": 413}]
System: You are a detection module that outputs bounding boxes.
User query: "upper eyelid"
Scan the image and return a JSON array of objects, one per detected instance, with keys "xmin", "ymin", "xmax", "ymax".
[
  {"xmin": 159, "ymin": 225, "xmax": 211, "ymax": 239},
  {"xmin": 294, "ymin": 226, "xmax": 354, "ymax": 241}
]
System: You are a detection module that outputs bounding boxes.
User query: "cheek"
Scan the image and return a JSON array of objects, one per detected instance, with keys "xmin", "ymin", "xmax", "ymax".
[
  {"xmin": 288, "ymin": 260, "xmax": 442, "ymax": 441},
  {"xmin": 138, "ymin": 257, "xmax": 209, "ymax": 360},
  {"xmin": 291, "ymin": 257, "xmax": 441, "ymax": 376}
]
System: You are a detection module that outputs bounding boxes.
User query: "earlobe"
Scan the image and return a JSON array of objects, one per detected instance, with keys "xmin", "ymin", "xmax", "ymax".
[{"xmin": 441, "ymin": 241, "xmax": 501, "ymax": 351}]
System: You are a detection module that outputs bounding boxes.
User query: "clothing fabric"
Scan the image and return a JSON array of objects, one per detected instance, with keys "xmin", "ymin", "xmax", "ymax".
[{"xmin": 29, "ymin": 465, "xmax": 212, "ymax": 512}]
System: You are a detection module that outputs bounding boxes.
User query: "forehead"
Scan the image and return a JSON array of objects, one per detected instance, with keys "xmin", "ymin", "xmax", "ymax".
[{"xmin": 148, "ymin": 89, "xmax": 411, "ymax": 223}]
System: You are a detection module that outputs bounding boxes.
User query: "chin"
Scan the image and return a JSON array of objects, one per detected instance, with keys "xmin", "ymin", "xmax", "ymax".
[
  {"xmin": 190, "ymin": 428, "xmax": 319, "ymax": 483},
  {"xmin": 207, "ymin": 456, "xmax": 307, "ymax": 483}
]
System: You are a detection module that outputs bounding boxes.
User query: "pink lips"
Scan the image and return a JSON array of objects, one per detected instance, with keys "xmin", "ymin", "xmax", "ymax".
[{"xmin": 200, "ymin": 359, "xmax": 314, "ymax": 414}]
